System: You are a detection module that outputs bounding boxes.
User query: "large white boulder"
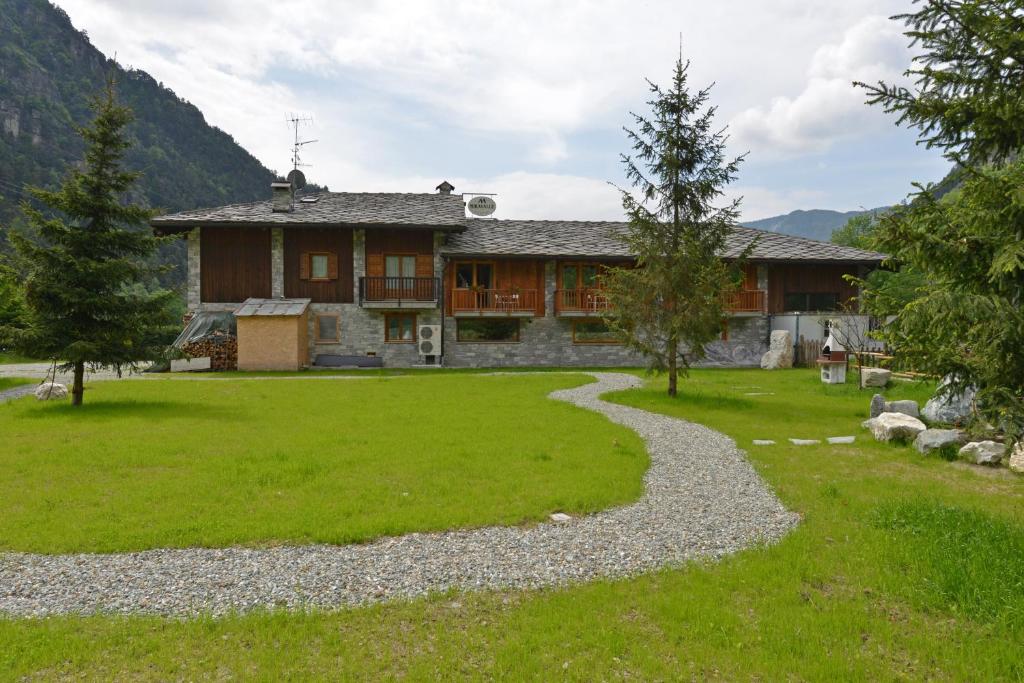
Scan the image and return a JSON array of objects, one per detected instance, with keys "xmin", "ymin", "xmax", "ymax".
[
  {"xmin": 1010, "ymin": 443, "xmax": 1024, "ymax": 474},
  {"xmin": 862, "ymin": 412, "xmax": 927, "ymax": 442},
  {"xmin": 922, "ymin": 375, "xmax": 977, "ymax": 424},
  {"xmin": 760, "ymin": 330, "xmax": 793, "ymax": 370},
  {"xmin": 34, "ymin": 382, "xmax": 68, "ymax": 401},
  {"xmin": 913, "ymin": 428, "xmax": 964, "ymax": 454},
  {"xmin": 959, "ymin": 440, "xmax": 1004, "ymax": 465},
  {"xmin": 861, "ymin": 367, "xmax": 892, "ymax": 388}
]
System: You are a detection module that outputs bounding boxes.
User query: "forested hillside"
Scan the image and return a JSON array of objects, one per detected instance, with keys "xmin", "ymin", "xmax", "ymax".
[{"xmin": 0, "ymin": 0, "xmax": 279, "ymax": 287}]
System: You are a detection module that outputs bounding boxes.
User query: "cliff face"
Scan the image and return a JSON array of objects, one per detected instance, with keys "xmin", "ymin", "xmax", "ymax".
[{"xmin": 0, "ymin": 0, "xmax": 279, "ymax": 285}]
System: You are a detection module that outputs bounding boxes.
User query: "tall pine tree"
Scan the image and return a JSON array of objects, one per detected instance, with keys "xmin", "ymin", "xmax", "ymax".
[
  {"xmin": 2, "ymin": 79, "xmax": 177, "ymax": 405},
  {"xmin": 603, "ymin": 54, "xmax": 747, "ymax": 397}
]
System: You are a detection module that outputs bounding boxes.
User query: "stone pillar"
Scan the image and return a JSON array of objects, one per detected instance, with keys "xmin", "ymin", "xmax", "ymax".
[
  {"xmin": 353, "ymin": 229, "xmax": 366, "ymax": 300},
  {"xmin": 187, "ymin": 227, "xmax": 201, "ymax": 310},
  {"xmin": 271, "ymin": 227, "xmax": 284, "ymax": 298},
  {"xmin": 544, "ymin": 260, "xmax": 556, "ymax": 317}
]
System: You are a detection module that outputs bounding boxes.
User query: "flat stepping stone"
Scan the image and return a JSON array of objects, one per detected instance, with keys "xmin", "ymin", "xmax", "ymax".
[
  {"xmin": 826, "ymin": 436, "xmax": 856, "ymax": 444},
  {"xmin": 789, "ymin": 438, "xmax": 821, "ymax": 446},
  {"xmin": 744, "ymin": 392, "xmax": 774, "ymax": 396},
  {"xmin": 549, "ymin": 512, "xmax": 572, "ymax": 523},
  {"xmin": 752, "ymin": 439, "xmax": 776, "ymax": 446}
]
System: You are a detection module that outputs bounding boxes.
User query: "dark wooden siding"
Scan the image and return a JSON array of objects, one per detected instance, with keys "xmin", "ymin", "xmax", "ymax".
[
  {"xmin": 766, "ymin": 263, "xmax": 859, "ymax": 313},
  {"xmin": 200, "ymin": 226, "xmax": 272, "ymax": 303},
  {"xmin": 365, "ymin": 229, "xmax": 435, "ymax": 278},
  {"xmin": 283, "ymin": 228, "xmax": 354, "ymax": 303}
]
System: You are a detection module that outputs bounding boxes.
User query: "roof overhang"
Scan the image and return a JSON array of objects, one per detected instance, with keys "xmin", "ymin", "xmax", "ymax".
[{"xmin": 152, "ymin": 221, "xmax": 467, "ymax": 236}]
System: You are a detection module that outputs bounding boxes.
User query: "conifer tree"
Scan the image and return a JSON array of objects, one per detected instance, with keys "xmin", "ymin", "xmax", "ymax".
[
  {"xmin": 2, "ymin": 79, "xmax": 177, "ymax": 406},
  {"xmin": 603, "ymin": 55, "xmax": 747, "ymax": 397}
]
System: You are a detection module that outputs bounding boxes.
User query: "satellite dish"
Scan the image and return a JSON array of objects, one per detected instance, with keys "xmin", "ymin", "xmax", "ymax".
[
  {"xmin": 287, "ymin": 169, "xmax": 307, "ymax": 190},
  {"xmin": 467, "ymin": 195, "xmax": 496, "ymax": 217}
]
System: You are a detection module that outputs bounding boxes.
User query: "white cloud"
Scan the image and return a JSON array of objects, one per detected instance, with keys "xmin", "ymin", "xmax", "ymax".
[{"xmin": 729, "ymin": 15, "xmax": 911, "ymax": 158}]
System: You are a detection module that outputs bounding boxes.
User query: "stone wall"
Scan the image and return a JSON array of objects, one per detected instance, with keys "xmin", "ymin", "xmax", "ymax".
[{"xmin": 187, "ymin": 228, "xmax": 201, "ymax": 311}]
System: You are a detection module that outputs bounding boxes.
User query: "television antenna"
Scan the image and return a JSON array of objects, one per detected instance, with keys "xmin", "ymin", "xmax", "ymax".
[{"xmin": 286, "ymin": 113, "xmax": 318, "ymax": 173}]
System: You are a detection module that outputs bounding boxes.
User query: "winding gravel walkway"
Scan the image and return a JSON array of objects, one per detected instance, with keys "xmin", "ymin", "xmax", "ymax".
[{"xmin": 0, "ymin": 372, "xmax": 799, "ymax": 617}]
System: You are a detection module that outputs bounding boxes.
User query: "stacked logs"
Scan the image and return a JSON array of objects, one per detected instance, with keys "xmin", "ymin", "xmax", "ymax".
[{"xmin": 181, "ymin": 330, "xmax": 238, "ymax": 371}]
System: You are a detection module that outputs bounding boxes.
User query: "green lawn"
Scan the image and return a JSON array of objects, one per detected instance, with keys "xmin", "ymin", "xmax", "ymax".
[
  {"xmin": 0, "ymin": 352, "xmax": 39, "ymax": 364},
  {"xmin": 3, "ymin": 369, "xmax": 1023, "ymax": 680},
  {"xmin": 0, "ymin": 377, "xmax": 34, "ymax": 392},
  {"xmin": 0, "ymin": 374, "xmax": 646, "ymax": 553}
]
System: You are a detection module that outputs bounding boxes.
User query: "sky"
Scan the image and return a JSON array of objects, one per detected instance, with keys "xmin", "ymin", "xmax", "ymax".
[{"xmin": 55, "ymin": 0, "xmax": 950, "ymax": 222}]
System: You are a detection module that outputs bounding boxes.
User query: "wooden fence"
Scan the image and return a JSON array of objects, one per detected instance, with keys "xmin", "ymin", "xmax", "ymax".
[{"xmin": 794, "ymin": 336, "xmax": 823, "ymax": 368}]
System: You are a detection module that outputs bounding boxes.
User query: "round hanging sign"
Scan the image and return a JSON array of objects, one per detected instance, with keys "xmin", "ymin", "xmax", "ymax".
[{"xmin": 467, "ymin": 196, "xmax": 497, "ymax": 216}]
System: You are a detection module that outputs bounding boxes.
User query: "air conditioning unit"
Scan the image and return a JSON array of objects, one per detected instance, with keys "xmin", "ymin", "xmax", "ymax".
[{"xmin": 418, "ymin": 324, "xmax": 442, "ymax": 357}]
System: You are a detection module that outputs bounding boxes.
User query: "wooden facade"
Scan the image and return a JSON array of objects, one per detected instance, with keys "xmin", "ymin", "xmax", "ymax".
[
  {"xmin": 365, "ymin": 229, "xmax": 434, "ymax": 279},
  {"xmin": 283, "ymin": 227, "xmax": 354, "ymax": 303},
  {"xmin": 766, "ymin": 263, "xmax": 859, "ymax": 313},
  {"xmin": 200, "ymin": 226, "xmax": 272, "ymax": 303}
]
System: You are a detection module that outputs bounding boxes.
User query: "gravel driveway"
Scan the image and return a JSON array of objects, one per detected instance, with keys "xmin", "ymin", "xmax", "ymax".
[{"xmin": 0, "ymin": 372, "xmax": 799, "ymax": 617}]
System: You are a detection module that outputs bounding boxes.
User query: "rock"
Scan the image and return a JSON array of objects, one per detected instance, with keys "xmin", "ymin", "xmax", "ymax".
[
  {"xmin": 861, "ymin": 367, "xmax": 892, "ymax": 388},
  {"xmin": 869, "ymin": 394, "xmax": 885, "ymax": 418},
  {"xmin": 913, "ymin": 428, "xmax": 964, "ymax": 454},
  {"xmin": 885, "ymin": 400, "xmax": 920, "ymax": 418},
  {"xmin": 862, "ymin": 412, "xmax": 927, "ymax": 442},
  {"xmin": 826, "ymin": 436, "xmax": 855, "ymax": 444},
  {"xmin": 1010, "ymin": 443, "xmax": 1024, "ymax": 474},
  {"xmin": 549, "ymin": 512, "xmax": 572, "ymax": 523},
  {"xmin": 788, "ymin": 438, "xmax": 820, "ymax": 446},
  {"xmin": 922, "ymin": 376, "xmax": 977, "ymax": 425},
  {"xmin": 34, "ymin": 382, "xmax": 68, "ymax": 401},
  {"xmin": 752, "ymin": 440, "xmax": 776, "ymax": 446},
  {"xmin": 958, "ymin": 440, "xmax": 1004, "ymax": 465},
  {"xmin": 760, "ymin": 330, "xmax": 794, "ymax": 370}
]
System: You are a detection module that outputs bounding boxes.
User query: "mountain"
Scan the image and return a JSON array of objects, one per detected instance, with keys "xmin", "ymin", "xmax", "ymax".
[
  {"xmin": 741, "ymin": 208, "xmax": 889, "ymax": 242},
  {"xmin": 0, "ymin": 0, "xmax": 282, "ymax": 286}
]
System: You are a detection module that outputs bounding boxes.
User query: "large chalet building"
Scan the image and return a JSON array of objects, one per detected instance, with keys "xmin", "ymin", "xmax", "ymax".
[{"xmin": 152, "ymin": 181, "xmax": 884, "ymax": 370}]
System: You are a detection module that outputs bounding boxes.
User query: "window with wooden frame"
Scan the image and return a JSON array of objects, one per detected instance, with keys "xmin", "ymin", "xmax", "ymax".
[
  {"xmin": 315, "ymin": 314, "xmax": 340, "ymax": 343},
  {"xmin": 384, "ymin": 254, "xmax": 418, "ymax": 279},
  {"xmin": 782, "ymin": 292, "xmax": 840, "ymax": 312},
  {"xmin": 454, "ymin": 261, "xmax": 495, "ymax": 289},
  {"xmin": 560, "ymin": 262, "xmax": 601, "ymax": 290},
  {"xmin": 571, "ymin": 319, "xmax": 621, "ymax": 344},
  {"xmin": 299, "ymin": 251, "xmax": 338, "ymax": 282},
  {"xmin": 456, "ymin": 319, "xmax": 520, "ymax": 342},
  {"xmin": 384, "ymin": 313, "xmax": 417, "ymax": 342}
]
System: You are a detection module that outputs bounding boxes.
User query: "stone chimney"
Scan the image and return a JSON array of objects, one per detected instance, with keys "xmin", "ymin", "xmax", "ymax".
[
  {"xmin": 436, "ymin": 180, "xmax": 455, "ymax": 195},
  {"xmin": 271, "ymin": 179, "xmax": 293, "ymax": 212}
]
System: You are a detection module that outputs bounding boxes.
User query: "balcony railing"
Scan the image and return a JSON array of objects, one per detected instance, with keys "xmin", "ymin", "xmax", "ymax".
[
  {"xmin": 451, "ymin": 288, "xmax": 539, "ymax": 315},
  {"xmin": 555, "ymin": 288, "xmax": 611, "ymax": 315},
  {"xmin": 359, "ymin": 277, "xmax": 439, "ymax": 307},
  {"xmin": 724, "ymin": 289, "xmax": 766, "ymax": 313}
]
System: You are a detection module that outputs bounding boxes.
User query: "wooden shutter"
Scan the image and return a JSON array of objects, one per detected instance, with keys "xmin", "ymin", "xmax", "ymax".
[
  {"xmin": 366, "ymin": 253, "xmax": 384, "ymax": 277},
  {"xmin": 415, "ymin": 253, "xmax": 433, "ymax": 278},
  {"xmin": 327, "ymin": 252, "xmax": 339, "ymax": 280},
  {"xmin": 299, "ymin": 252, "xmax": 310, "ymax": 280}
]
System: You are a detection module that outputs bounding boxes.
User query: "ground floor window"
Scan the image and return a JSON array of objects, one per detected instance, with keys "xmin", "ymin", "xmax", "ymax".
[
  {"xmin": 456, "ymin": 318, "xmax": 520, "ymax": 342},
  {"xmin": 572, "ymin": 319, "xmax": 621, "ymax": 344},
  {"xmin": 783, "ymin": 292, "xmax": 840, "ymax": 312},
  {"xmin": 385, "ymin": 313, "xmax": 416, "ymax": 342},
  {"xmin": 315, "ymin": 314, "xmax": 339, "ymax": 342}
]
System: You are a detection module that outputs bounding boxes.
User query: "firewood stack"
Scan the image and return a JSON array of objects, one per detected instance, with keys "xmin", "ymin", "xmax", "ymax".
[{"xmin": 181, "ymin": 330, "xmax": 238, "ymax": 371}]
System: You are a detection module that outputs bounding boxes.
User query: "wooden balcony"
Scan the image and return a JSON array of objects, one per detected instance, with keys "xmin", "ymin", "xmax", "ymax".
[
  {"xmin": 725, "ymin": 289, "xmax": 766, "ymax": 313},
  {"xmin": 555, "ymin": 289, "xmax": 611, "ymax": 316},
  {"xmin": 451, "ymin": 288, "xmax": 539, "ymax": 316},
  {"xmin": 359, "ymin": 277, "xmax": 439, "ymax": 308}
]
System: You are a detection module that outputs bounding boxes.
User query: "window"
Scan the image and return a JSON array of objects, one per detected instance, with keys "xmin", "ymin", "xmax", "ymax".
[
  {"xmin": 560, "ymin": 262, "xmax": 601, "ymax": 289},
  {"xmin": 572, "ymin": 319, "xmax": 621, "ymax": 344},
  {"xmin": 455, "ymin": 261, "xmax": 494, "ymax": 289},
  {"xmin": 311, "ymin": 254, "xmax": 329, "ymax": 280},
  {"xmin": 301, "ymin": 251, "xmax": 337, "ymax": 282},
  {"xmin": 316, "ymin": 315, "xmax": 339, "ymax": 343},
  {"xmin": 783, "ymin": 292, "xmax": 840, "ymax": 312},
  {"xmin": 385, "ymin": 255, "xmax": 417, "ymax": 278},
  {"xmin": 385, "ymin": 313, "xmax": 416, "ymax": 342},
  {"xmin": 456, "ymin": 319, "xmax": 520, "ymax": 342}
]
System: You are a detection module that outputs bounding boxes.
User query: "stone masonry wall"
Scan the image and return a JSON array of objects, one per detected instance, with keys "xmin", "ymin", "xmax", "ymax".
[{"xmin": 187, "ymin": 228, "xmax": 200, "ymax": 311}]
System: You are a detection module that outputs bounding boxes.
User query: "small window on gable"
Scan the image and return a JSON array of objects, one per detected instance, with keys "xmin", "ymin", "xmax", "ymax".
[
  {"xmin": 316, "ymin": 314, "xmax": 339, "ymax": 343},
  {"xmin": 311, "ymin": 254, "xmax": 329, "ymax": 280}
]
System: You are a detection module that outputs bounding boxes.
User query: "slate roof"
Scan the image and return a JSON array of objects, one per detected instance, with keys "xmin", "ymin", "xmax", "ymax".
[
  {"xmin": 151, "ymin": 192, "xmax": 468, "ymax": 231},
  {"xmin": 442, "ymin": 219, "xmax": 886, "ymax": 263},
  {"xmin": 234, "ymin": 298, "xmax": 311, "ymax": 317}
]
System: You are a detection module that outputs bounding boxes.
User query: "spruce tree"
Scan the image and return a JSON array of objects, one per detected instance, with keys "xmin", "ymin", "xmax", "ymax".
[
  {"xmin": 856, "ymin": 1, "xmax": 1024, "ymax": 442},
  {"xmin": 603, "ymin": 55, "xmax": 747, "ymax": 397},
  {"xmin": 2, "ymin": 79, "xmax": 177, "ymax": 406}
]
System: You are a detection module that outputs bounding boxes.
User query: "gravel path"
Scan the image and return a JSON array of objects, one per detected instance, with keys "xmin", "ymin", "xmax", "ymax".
[
  {"xmin": 0, "ymin": 372, "xmax": 799, "ymax": 617},
  {"xmin": 0, "ymin": 383, "xmax": 36, "ymax": 403}
]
